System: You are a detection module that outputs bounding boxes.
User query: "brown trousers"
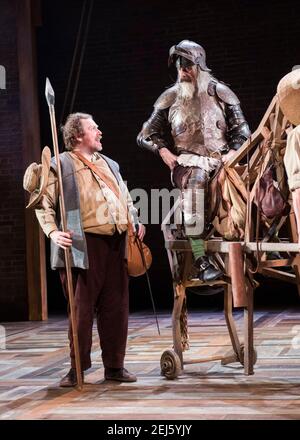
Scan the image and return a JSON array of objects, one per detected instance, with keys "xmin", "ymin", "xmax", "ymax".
[{"xmin": 59, "ymin": 232, "xmax": 129, "ymax": 371}]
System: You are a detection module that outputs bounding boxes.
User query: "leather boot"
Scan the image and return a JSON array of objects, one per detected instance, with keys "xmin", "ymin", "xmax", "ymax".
[
  {"xmin": 195, "ymin": 256, "xmax": 223, "ymax": 282},
  {"xmin": 59, "ymin": 368, "xmax": 84, "ymax": 387},
  {"xmin": 105, "ymin": 367, "xmax": 137, "ymax": 382}
]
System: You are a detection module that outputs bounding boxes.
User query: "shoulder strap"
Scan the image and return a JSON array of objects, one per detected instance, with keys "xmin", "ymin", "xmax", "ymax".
[{"xmin": 73, "ymin": 151, "xmax": 121, "ymax": 198}]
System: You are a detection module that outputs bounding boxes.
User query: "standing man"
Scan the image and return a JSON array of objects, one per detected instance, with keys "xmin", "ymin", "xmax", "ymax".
[
  {"xmin": 137, "ymin": 40, "xmax": 250, "ymax": 281},
  {"xmin": 34, "ymin": 112, "xmax": 145, "ymax": 386}
]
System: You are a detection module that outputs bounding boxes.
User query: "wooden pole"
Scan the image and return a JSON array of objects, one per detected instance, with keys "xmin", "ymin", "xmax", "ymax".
[
  {"xmin": 229, "ymin": 243, "xmax": 248, "ymax": 308},
  {"xmin": 45, "ymin": 79, "xmax": 83, "ymax": 390}
]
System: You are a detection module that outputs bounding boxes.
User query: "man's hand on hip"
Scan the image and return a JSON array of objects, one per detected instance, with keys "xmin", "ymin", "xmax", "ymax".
[
  {"xmin": 50, "ymin": 230, "xmax": 73, "ymax": 249},
  {"xmin": 221, "ymin": 149, "xmax": 236, "ymax": 164},
  {"xmin": 158, "ymin": 147, "xmax": 178, "ymax": 170}
]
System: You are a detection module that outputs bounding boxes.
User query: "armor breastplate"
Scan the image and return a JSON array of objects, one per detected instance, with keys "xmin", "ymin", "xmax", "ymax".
[{"xmin": 168, "ymin": 91, "xmax": 228, "ymax": 156}]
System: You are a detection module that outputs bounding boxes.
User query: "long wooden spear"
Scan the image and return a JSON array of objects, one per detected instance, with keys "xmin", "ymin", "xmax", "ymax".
[{"xmin": 45, "ymin": 78, "xmax": 83, "ymax": 390}]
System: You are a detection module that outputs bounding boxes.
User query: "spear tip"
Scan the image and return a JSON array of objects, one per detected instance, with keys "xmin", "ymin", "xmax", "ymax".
[{"xmin": 45, "ymin": 77, "xmax": 55, "ymax": 106}]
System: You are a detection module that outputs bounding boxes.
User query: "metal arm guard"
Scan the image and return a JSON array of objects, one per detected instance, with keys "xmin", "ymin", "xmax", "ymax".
[
  {"xmin": 137, "ymin": 108, "xmax": 173, "ymax": 154},
  {"xmin": 225, "ymin": 104, "xmax": 251, "ymax": 151}
]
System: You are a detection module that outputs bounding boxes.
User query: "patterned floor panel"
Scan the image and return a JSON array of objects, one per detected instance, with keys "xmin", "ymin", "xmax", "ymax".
[{"xmin": 0, "ymin": 308, "xmax": 300, "ymax": 420}]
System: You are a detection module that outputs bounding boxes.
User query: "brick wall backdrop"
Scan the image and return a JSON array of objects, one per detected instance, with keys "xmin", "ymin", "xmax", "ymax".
[
  {"xmin": 37, "ymin": 0, "xmax": 300, "ymax": 311},
  {"xmin": 0, "ymin": 0, "xmax": 28, "ymax": 320},
  {"xmin": 1, "ymin": 0, "xmax": 300, "ymax": 316}
]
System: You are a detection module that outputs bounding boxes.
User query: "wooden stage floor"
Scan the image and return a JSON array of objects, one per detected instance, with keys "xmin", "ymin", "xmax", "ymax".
[{"xmin": 0, "ymin": 308, "xmax": 300, "ymax": 420}]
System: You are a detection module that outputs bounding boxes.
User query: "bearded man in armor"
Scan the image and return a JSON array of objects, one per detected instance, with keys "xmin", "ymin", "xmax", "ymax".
[{"xmin": 137, "ymin": 40, "xmax": 250, "ymax": 282}]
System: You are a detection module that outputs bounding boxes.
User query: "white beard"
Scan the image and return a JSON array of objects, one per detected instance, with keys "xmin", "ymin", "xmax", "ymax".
[
  {"xmin": 177, "ymin": 81, "xmax": 196, "ymax": 104},
  {"xmin": 172, "ymin": 82, "xmax": 197, "ymax": 127},
  {"xmin": 177, "ymin": 70, "xmax": 212, "ymax": 102},
  {"xmin": 170, "ymin": 70, "xmax": 213, "ymax": 128}
]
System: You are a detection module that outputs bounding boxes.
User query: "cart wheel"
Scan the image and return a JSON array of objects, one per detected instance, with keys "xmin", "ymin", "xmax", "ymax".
[
  {"xmin": 160, "ymin": 350, "xmax": 182, "ymax": 380},
  {"xmin": 239, "ymin": 344, "xmax": 257, "ymax": 366}
]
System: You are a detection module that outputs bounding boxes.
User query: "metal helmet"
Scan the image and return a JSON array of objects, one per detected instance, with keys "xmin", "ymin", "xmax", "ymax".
[{"xmin": 168, "ymin": 40, "xmax": 211, "ymax": 72}]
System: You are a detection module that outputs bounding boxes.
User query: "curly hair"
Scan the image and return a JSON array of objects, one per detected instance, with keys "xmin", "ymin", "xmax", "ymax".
[{"xmin": 61, "ymin": 112, "xmax": 93, "ymax": 150}]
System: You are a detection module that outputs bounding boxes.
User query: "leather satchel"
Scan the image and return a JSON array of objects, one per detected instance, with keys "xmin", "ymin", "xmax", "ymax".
[
  {"xmin": 255, "ymin": 165, "xmax": 289, "ymax": 218},
  {"xmin": 127, "ymin": 223, "xmax": 152, "ymax": 277},
  {"xmin": 74, "ymin": 152, "xmax": 152, "ymax": 277}
]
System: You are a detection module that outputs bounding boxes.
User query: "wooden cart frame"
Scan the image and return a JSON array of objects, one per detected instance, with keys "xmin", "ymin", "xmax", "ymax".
[{"xmin": 160, "ymin": 96, "xmax": 300, "ymax": 379}]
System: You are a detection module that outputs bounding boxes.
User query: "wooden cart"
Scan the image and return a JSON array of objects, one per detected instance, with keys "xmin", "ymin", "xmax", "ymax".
[{"xmin": 160, "ymin": 96, "xmax": 300, "ymax": 380}]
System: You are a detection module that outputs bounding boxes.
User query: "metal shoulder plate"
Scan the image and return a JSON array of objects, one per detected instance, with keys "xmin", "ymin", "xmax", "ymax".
[
  {"xmin": 215, "ymin": 81, "xmax": 240, "ymax": 106},
  {"xmin": 154, "ymin": 85, "xmax": 178, "ymax": 110}
]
